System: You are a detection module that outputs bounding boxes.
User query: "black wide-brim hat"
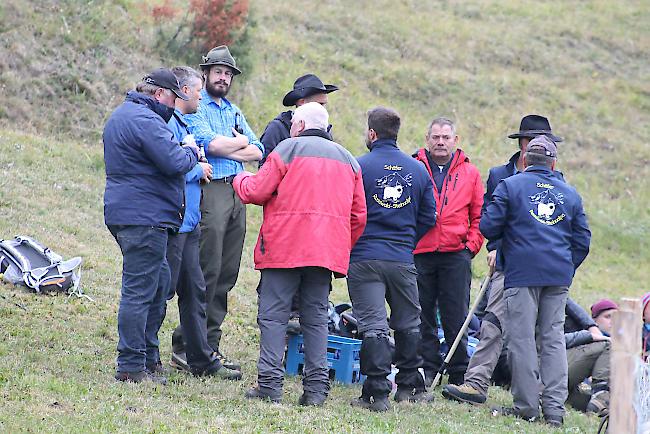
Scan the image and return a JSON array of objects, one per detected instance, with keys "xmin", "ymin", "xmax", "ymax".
[
  {"xmin": 508, "ymin": 114, "xmax": 563, "ymax": 142},
  {"xmin": 282, "ymin": 74, "xmax": 338, "ymax": 106}
]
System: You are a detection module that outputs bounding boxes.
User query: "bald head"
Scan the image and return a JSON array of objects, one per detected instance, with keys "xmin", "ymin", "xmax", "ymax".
[{"xmin": 290, "ymin": 102, "xmax": 329, "ymax": 137}]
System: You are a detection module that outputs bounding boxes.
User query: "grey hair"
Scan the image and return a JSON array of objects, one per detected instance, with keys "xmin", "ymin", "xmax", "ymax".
[
  {"xmin": 524, "ymin": 151, "xmax": 556, "ymax": 168},
  {"xmin": 427, "ymin": 117, "xmax": 456, "ymax": 137},
  {"xmin": 293, "ymin": 101, "xmax": 329, "ymax": 131},
  {"xmin": 171, "ymin": 66, "xmax": 203, "ymax": 88},
  {"xmin": 135, "ymin": 82, "xmax": 173, "ymax": 97}
]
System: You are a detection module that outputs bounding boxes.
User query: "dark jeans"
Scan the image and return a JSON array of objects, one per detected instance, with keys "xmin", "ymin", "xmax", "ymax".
[
  {"xmin": 415, "ymin": 250, "xmax": 471, "ymax": 377},
  {"xmin": 108, "ymin": 225, "xmax": 170, "ymax": 373},
  {"xmin": 167, "ymin": 227, "xmax": 219, "ymax": 373},
  {"xmin": 196, "ymin": 181, "xmax": 246, "ymax": 353},
  {"xmin": 256, "ymin": 267, "xmax": 331, "ymax": 397},
  {"xmin": 347, "ymin": 260, "xmax": 424, "ymax": 396}
]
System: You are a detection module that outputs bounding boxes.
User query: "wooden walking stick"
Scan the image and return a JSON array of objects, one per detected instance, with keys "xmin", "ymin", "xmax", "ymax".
[{"xmin": 430, "ymin": 269, "xmax": 493, "ymax": 389}]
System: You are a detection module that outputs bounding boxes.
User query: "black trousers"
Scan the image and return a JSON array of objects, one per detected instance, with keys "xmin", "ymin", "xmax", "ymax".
[
  {"xmin": 167, "ymin": 227, "xmax": 219, "ymax": 374},
  {"xmin": 415, "ymin": 250, "xmax": 471, "ymax": 376}
]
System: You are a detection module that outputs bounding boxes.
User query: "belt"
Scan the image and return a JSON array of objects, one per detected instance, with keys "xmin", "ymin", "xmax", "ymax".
[{"xmin": 212, "ymin": 175, "xmax": 236, "ymax": 184}]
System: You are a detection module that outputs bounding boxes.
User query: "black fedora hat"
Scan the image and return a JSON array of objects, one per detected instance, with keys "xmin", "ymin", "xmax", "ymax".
[
  {"xmin": 282, "ymin": 74, "xmax": 338, "ymax": 107},
  {"xmin": 508, "ymin": 114, "xmax": 563, "ymax": 142}
]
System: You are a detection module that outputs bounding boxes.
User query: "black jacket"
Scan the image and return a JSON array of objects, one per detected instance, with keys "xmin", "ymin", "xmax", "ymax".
[{"xmin": 259, "ymin": 110, "xmax": 292, "ymax": 166}]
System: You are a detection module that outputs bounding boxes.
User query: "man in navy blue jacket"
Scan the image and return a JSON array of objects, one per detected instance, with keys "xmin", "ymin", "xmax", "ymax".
[
  {"xmin": 103, "ymin": 68, "xmax": 199, "ymax": 384},
  {"xmin": 480, "ymin": 135, "xmax": 591, "ymax": 427},
  {"xmin": 348, "ymin": 107, "xmax": 436, "ymax": 412}
]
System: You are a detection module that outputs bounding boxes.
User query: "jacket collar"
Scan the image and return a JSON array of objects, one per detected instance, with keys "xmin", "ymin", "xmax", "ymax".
[
  {"xmin": 524, "ymin": 165, "xmax": 554, "ymax": 175},
  {"xmin": 172, "ymin": 109, "xmax": 188, "ymax": 128},
  {"xmin": 369, "ymin": 138, "xmax": 398, "ymax": 150},
  {"xmin": 126, "ymin": 91, "xmax": 174, "ymax": 122},
  {"xmin": 200, "ymin": 88, "xmax": 232, "ymax": 109},
  {"xmin": 298, "ymin": 128, "xmax": 333, "ymax": 141}
]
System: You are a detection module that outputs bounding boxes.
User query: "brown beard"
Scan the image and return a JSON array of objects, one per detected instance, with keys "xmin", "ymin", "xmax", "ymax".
[{"xmin": 205, "ymin": 80, "xmax": 230, "ymax": 99}]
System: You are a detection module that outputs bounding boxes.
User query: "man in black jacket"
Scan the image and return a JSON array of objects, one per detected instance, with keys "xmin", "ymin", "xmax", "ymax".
[
  {"xmin": 103, "ymin": 68, "xmax": 199, "ymax": 383},
  {"xmin": 259, "ymin": 74, "xmax": 338, "ymax": 166}
]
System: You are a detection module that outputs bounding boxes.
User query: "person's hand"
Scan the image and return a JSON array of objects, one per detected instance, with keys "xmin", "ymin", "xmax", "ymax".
[
  {"xmin": 487, "ymin": 250, "xmax": 497, "ymax": 273},
  {"xmin": 589, "ymin": 326, "xmax": 610, "ymax": 341},
  {"xmin": 232, "ymin": 128, "xmax": 249, "ymax": 148},
  {"xmin": 199, "ymin": 162, "xmax": 212, "ymax": 180}
]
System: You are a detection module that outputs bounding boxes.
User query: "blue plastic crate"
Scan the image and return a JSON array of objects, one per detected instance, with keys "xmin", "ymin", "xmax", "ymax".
[{"xmin": 285, "ymin": 334, "xmax": 365, "ymax": 384}]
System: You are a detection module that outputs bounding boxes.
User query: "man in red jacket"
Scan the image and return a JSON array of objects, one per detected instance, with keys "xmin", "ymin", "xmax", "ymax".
[
  {"xmin": 233, "ymin": 102, "xmax": 367, "ymax": 406},
  {"xmin": 413, "ymin": 117, "xmax": 484, "ymax": 386}
]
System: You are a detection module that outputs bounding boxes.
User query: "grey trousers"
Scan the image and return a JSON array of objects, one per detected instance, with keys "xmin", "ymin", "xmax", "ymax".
[
  {"xmin": 198, "ymin": 181, "xmax": 246, "ymax": 352},
  {"xmin": 256, "ymin": 267, "xmax": 331, "ymax": 397},
  {"xmin": 504, "ymin": 285, "xmax": 569, "ymax": 419},
  {"xmin": 464, "ymin": 270, "xmax": 506, "ymax": 395},
  {"xmin": 567, "ymin": 340, "xmax": 610, "ymax": 408}
]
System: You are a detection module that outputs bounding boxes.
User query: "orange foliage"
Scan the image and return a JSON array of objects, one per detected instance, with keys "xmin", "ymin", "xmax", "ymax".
[
  {"xmin": 152, "ymin": 0, "xmax": 178, "ymax": 23},
  {"xmin": 189, "ymin": 0, "xmax": 249, "ymax": 52}
]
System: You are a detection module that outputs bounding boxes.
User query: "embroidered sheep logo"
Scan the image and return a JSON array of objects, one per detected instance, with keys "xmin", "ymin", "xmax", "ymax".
[
  {"xmin": 529, "ymin": 189, "xmax": 564, "ymax": 221},
  {"xmin": 376, "ymin": 172, "xmax": 413, "ymax": 204}
]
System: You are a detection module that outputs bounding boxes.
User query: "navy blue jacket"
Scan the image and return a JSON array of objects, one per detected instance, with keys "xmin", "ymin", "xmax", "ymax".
[
  {"xmin": 483, "ymin": 151, "xmax": 565, "ymax": 270},
  {"xmin": 103, "ymin": 91, "xmax": 198, "ymax": 229},
  {"xmin": 259, "ymin": 110, "xmax": 292, "ymax": 167},
  {"xmin": 480, "ymin": 165, "xmax": 591, "ymax": 288},
  {"xmin": 350, "ymin": 139, "xmax": 436, "ymax": 264}
]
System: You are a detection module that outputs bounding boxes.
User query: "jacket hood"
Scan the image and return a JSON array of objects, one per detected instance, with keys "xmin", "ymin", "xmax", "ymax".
[
  {"xmin": 275, "ymin": 110, "xmax": 293, "ymax": 130},
  {"xmin": 126, "ymin": 91, "xmax": 175, "ymax": 123}
]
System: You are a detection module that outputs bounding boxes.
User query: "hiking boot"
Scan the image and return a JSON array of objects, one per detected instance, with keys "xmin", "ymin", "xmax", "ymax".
[
  {"xmin": 244, "ymin": 386, "xmax": 281, "ymax": 403},
  {"xmin": 490, "ymin": 405, "xmax": 539, "ymax": 422},
  {"xmin": 586, "ymin": 390, "xmax": 609, "ymax": 416},
  {"xmin": 543, "ymin": 414, "xmax": 564, "ymax": 428},
  {"xmin": 350, "ymin": 395, "xmax": 391, "ymax": 412},
  {"xmin": 298, "ymin": 392, "xmax": 327, "ymax": 407},
  {"xmin": 115, "ymin": 370, "xmax": 167, "ymax": 385},
  {"xmin": 200, "ymin": 365, "xmax": 242, "ymax": 381},
  {"xmin": 213, "ymin": 351, "xmax": 241, "ymax": 371},
  {"xmin": 442, "ymin": 383, "xmax": 487, "ymax": 405},
  {"xmin": 394, "ymin": 387, "xmax": 435, "ymax": 403},
  {"xmin": 424, "ymin": 370, "xmax": 435, "ymax": 388},
  {"xmin": 170, "ymin": 352, "xmax": 191, "ymax": 372}
]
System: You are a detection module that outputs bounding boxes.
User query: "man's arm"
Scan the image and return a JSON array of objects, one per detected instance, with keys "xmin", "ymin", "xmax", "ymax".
[
  {"xmin": 226, "ymin": 144, "xmax": 263, "ymax": 162},
  {"xmin": 141, "ymin": 117, "xmax": 198, "ymax": 176},
  {"xmin": 350, "ymin": 169, "xmax": 367, "ymax": 248},
  {"xmin": 479, "ymin": 180, "xmax": 509, "ymax": 241},
  {"xmin": 184, "ymin": 110, "xmax": 249, "ymax": 157},
  {"xmin": 570, "ymin": 195, "xmax": 591, "ymax": 271},
  {"xmin": 465, "ymin": 170, "xmax": 485, "ymax": 254},
  {"xmin": 232, "ymin": 152, "xmax": 286, "ymax": 205},
  {"xmin": 416, "ymin": 175, "xmax": 436, "ymax": 243}
]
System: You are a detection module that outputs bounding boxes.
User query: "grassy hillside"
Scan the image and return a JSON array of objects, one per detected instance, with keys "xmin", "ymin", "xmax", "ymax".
[{"xmin": 1, "ymin": 0, "xmax": 649, "ymax": 432}]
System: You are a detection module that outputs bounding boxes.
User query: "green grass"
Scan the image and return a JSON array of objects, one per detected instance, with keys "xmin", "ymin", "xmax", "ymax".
[{"xmin": 1, "ymin": 0, "xmax": 649, "ymax": 431}]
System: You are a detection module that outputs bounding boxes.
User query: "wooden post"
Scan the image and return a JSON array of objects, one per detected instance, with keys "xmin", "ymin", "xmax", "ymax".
[{"xmin": 610, "ymin": 297, "xmax": 642, "ymax": 434}]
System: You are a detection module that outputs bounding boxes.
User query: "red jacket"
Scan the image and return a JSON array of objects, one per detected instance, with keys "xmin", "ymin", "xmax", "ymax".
[
  {"xmin": 413, "ymin": 148, "xmax": 484, "ymax": 255},
  {"xmin": 233, "ymin": 130, "xmax": 367, "ymax": 276}
]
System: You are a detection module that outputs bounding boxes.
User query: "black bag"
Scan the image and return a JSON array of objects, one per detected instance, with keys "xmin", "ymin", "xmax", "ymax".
[{"xmin": 0, "ymin": 236, "xmax": 84, "ymax": 296}]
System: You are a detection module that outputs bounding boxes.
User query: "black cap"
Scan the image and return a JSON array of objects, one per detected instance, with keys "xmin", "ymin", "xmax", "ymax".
[{"xmin": 142, "ymin": 68, "xmax": 189, "ymax": 100}]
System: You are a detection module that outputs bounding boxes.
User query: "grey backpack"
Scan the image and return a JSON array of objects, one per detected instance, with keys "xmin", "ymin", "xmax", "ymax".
[{"xmin": 0, "ymin": 236, "xmax": 86, "ymax": 298}]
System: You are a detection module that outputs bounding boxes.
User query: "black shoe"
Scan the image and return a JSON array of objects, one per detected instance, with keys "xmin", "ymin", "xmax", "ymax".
[
  {"xmin": 245, "ymin": 386, "xmax": 281, "ymax": 403},
  {"xmin": 298, "ymin": 392, "xmax": 326, "ymax": 407},
  {"xmin": 170, "ymin": 352, "xmax": 191, "ymax": 372},
  {"xmin": 424, "ymin": 369, "xmax": 435, "ymax": 388},
  {"xmin": 213, "ymin": 351, "xmax": 241, "ymax": 371},
  {"xmin": 491, "ymin": 405, "xmax": 539, "ymax": 422},
  {"xmin": 544, "ymin": 414, "xmax": 563, "ymax": 428},
  {"xmin": 350, "ymin": 395, "xmax": 390, "ymax": 412},
  {"xmin": 115, "ymin": 370, "xmax": 167, "ymax": 385},
  {"xmin": 394, "ymin": 387, "xmax": 435, "ymax": 403},
  {"xmin": 145, "ymin": 361, "xmax": 169, "ymax": 376},
  {"xmin": 442, "ymin": 383, "xmax": 487, "ymax": 405}
]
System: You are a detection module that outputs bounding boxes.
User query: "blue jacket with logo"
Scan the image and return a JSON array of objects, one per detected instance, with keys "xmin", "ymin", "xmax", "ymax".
[
  {"xmin": 480, "ymin": 165, "xmax": 591, "ymax": 288},
  {"xmin": 350, "ymin": 139, "xmax": 436, "ymax": 264},
  {"xmin": 167, "ymin": 110, "xmax": 204, "ymax": 233},
  {"xmin": 103, "ymin": 91, "xmax": 198, "ymax": 229}
]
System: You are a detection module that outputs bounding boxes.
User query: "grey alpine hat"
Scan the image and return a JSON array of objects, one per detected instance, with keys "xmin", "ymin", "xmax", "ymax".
[{"xmin": 199, "ymin": 45, "xmax": 241, "ymax": 75}]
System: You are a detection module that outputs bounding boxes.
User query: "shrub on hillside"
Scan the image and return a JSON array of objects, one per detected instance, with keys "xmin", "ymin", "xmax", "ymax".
[{"xmin": 152, "ymin": 0, "xmax": 250, "ymax": 68}]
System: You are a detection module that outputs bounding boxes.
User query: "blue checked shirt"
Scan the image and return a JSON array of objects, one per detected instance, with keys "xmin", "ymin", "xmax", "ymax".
[{"xmin": 185, "ymin": 89, "xmax": 263, "ymax": 179}]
